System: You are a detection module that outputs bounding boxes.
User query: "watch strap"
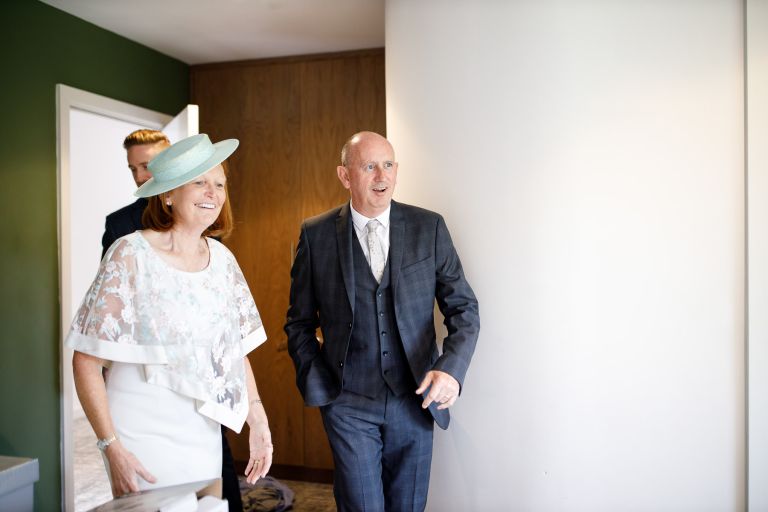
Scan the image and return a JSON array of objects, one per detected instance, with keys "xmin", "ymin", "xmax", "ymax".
[{"xmin": 96, "ymin": 434, "xmax": 118, "ymax": 451}]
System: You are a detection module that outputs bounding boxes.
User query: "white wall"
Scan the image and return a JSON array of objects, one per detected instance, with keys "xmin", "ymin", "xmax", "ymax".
[
  {"xmin": 747, "ymin": 0, "xmax": 768, "ymax": 509},
  {"xmin": 386, "ymin": 1, "xmax": 745, "ymax": 510}
]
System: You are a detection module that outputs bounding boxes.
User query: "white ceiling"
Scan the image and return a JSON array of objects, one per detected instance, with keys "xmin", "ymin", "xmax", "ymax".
[{"xmin": 40, "ymin": 0, "xmax": 385, "ymax": 65}]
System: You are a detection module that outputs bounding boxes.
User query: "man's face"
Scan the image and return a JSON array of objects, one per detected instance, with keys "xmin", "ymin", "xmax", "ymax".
[
  {"xmin": 337, "ymin": 134, "xmax": 398, "ymax": 218},
  {"xmin": 126, "ymin": 142, "xmax": 167, "ymax": 188}
]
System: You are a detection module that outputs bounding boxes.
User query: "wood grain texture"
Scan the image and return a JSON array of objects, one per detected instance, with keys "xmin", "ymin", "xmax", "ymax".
[{"xmin": 191, "ymin": 49, "xmax": 385, "ymax": 471}]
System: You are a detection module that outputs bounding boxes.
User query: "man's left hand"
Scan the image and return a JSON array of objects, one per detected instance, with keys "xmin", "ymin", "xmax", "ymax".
[{"xmin": 416, "ymin": 370, "xmax": 460, "ymax": 410}]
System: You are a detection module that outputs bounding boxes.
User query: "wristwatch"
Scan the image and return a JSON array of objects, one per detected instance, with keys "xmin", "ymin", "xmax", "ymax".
[{"xmin": 96, "ymin": 434, "xmax": 118, "ymax": 452}]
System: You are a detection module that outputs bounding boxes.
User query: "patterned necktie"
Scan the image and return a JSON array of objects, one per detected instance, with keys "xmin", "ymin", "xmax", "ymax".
[{"xmin": 366, "ymin": 219, "xmax": 385, "ymax": 283}]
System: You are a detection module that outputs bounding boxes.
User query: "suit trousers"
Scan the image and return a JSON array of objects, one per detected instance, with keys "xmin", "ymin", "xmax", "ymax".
[{"xmin": 320, "ymin": 388, "xmax": 434, "ymax": 512}]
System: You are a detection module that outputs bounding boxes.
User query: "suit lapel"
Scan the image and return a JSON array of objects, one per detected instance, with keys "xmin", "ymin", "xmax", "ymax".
[
  {"xmin": 336, "ymin": 203, "xmax": 356, "ymax": 310},
  {"xmin": 389, "ymin": 201, "xmax": 405, "ymax": 293}
]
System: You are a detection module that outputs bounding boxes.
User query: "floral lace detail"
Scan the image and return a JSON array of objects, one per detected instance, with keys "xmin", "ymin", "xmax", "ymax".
[{"xmin": 66, "ymin": 232, "xmax": 266, "ymax": 431}]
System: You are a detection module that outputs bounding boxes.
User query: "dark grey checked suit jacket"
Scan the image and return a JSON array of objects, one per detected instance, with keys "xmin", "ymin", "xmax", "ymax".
[{"xmin": 285, "ymin": 200, "xmax": 480, "ymax": 429}]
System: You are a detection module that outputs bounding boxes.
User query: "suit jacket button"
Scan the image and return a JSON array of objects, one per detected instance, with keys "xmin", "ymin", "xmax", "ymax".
[
  {"xmin": 348, "ymin": 323, "xmax": 352, "ymax": 329},
  {"xmin": 338, "ymin": 361, "xmax": 344, "ymax": 368}
]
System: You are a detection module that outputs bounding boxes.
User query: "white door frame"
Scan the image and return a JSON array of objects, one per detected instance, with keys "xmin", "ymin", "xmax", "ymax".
[{"xmin": 55, "ymin": 84, "xmax": 172, "ymax": 511}]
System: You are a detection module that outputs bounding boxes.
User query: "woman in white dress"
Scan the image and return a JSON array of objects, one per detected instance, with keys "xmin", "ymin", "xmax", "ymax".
[{"xmin": 67, "ymin": 134, "xmax": 273, "ymax": 497}]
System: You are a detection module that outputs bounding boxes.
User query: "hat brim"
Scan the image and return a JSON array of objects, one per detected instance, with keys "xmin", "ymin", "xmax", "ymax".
[{"xmin": 134, "ymin": 139, "xmax": 239, "ymax": 198}]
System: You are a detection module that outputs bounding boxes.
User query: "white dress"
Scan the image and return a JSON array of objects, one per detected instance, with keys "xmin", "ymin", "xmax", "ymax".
[{"xmin": 66, "ymin": 232, "xmax": 267, "ymax": 490}]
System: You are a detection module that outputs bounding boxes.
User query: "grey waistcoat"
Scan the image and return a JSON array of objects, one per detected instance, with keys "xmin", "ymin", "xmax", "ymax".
[{"xmin": 342, "ymin": 239, "xmax": 413, "ymax": 398}]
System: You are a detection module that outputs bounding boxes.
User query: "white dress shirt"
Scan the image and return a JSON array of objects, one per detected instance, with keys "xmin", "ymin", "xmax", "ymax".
[{"xmin": 349, "ymin": 202, "xmax": 391, "ymax": 268}]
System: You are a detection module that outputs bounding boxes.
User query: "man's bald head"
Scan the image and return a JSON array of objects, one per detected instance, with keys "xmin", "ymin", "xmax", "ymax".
[{"xmin": 340, "ymin": 131, "xmax": 394, "ymax": 168}]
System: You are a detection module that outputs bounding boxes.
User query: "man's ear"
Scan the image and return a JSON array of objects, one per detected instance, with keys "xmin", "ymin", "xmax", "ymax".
[{"xmin": 337, "ymin": 166, "xmax": 351, "ymax": 189}]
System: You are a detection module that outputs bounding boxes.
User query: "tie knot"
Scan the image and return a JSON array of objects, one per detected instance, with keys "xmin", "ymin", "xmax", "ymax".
[{"xmin": 366, "ymin": 219, "xmax": 381, "ymax": 234}]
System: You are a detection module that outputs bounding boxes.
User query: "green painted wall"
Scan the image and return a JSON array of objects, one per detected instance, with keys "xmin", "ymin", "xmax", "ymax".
[{"xmin": 0, "ymin": 2, "xmax": 188, "ymax": 509}]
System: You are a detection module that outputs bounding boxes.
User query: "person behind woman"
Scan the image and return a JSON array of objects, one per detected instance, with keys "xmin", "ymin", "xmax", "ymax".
[{"xmin": 67, "ymin": 134, "xmax": 273, "ymax": 497}]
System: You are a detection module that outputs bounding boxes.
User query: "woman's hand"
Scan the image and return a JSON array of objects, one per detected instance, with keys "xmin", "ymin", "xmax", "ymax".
[
  {"xmin": 104, "ymin": 441, "xmax": 157, "ymax": 496},
  {"xmin": 244, "ymin": 420, "xmax": 273, "ymax": 484},
  {"xmin": 243, "ymin": 358, "xmax": 273, "ymax": 483}
]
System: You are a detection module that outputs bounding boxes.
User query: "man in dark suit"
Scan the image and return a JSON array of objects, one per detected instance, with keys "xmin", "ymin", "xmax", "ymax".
[
  {"xmin": 100, "ymin": 129, "xmax": 170, "ymax": 257},
  {"xmin": 286, "ymin": 131, "xmax": 480, "ymax": 511},
  {"xmin": 100, "ymin": 129, "xmax": 244, "ymax": 511}
]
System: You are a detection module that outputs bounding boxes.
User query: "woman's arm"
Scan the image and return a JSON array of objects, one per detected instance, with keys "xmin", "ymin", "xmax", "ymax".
[
  {"xmin": 72, "ymin": 351, "xmax": 156, "ymax": 496},
  {"xmin": 243, "ymin": 357, "xmax": 273, "ymax": 484}
]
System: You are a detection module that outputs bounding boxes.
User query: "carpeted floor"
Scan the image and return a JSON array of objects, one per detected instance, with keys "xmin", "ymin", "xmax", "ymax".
[
  {"xmin": 74, "ymin": 415, "xmax": 335, "ymax": 511},
  {"xmin": 240, "ymin": 477, "xmax": 335, "ymax": 512}
]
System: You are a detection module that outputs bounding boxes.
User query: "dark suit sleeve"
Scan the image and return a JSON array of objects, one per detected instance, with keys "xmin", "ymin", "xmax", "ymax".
[
  {"xmin": 285, "ymin": 223, "xmax": 322, "ymax": 396},
  {"xmin": 431, "ymin": 216, "xmax": 480, "ymax": 389}
]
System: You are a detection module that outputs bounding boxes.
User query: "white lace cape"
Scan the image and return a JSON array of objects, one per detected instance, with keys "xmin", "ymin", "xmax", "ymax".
[{"xmin": 66, "ymin": 232, "xmax": 266, "ymax": 433}]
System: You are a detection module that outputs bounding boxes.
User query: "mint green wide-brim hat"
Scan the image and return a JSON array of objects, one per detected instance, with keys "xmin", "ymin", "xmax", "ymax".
[{"xmin": 135, "ymin": 133, "xmax": 239, "ymax": 198}]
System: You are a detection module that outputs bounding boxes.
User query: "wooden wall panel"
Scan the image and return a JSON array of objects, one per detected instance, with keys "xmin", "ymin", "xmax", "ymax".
[{"xmin": 191, "ymin": 49, "xmax": 385, "ymax": 473}]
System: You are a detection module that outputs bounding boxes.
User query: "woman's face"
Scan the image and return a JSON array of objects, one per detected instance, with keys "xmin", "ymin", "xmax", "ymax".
[{"xmin": 167, "ymin": 164, "xmax": 226, "ymax": 232}]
